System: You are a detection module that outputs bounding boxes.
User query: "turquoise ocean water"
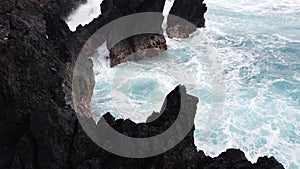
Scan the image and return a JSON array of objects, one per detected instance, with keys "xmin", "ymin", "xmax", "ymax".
[
  {"xmin": 198, "ymin": 1, "xmax": 300, "ymax": 168},
  {"xmin": 67, "ymin": 0, "xmax": 300, "ymax": 168}
]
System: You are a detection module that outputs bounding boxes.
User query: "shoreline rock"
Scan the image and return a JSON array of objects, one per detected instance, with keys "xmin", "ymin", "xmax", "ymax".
[
  {"xmin": 167, "ymin": 0, "xmax": 207, "ymax": 38},
  {"xmin": 74, "ymin": 0, "xmax": 167, "ymax": 67}
]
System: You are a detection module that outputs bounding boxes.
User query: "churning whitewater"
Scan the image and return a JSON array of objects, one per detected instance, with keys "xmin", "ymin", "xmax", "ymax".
[{"xmin": 67, "ymin": 0, "xmax": 300, "ymax": 168}]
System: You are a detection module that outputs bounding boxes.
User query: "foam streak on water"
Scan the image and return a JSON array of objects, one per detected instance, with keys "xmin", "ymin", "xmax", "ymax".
[
  {"xmin": 67, "ymin": 0, "xmax": 300, "ymax": 168},
  {"xmin": 200, "ymin": 0, "xmax": 300, "ymax": 168},
  {"xmin": 91, "ymin": 36, "xmax": 220, "ymax": 123}
]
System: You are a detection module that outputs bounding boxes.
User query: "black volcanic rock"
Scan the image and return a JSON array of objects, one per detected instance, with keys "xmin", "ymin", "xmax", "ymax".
[
  {"xmin": 44, "ymin": 0, "xmax": 88, "ymax": 18},
  {"xmin": 102, "ymin": 0, "xmax": 167, "ymax": 67},
  {"xmin": 74, "ymin": 0, "xmax": 167, "ymax": 67},
  {"xmin": 167, "ymin": 0, "xmax": 207, "ymax": 38},
  {"xmin": 0, "ymin": 0, "xmax": 285, "ymax": 169}
]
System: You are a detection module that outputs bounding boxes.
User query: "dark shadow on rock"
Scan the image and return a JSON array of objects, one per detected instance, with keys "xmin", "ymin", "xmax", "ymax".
[{"xmin": 167, "ymin": 0, "xmax": 207, "ymax": 38}]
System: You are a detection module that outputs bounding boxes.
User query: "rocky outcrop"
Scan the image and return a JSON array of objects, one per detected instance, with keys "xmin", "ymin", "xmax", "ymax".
[
  {"xmin": 74, "ymin": 0, "xmax": 167, "ymax": 67},
  {"xmin": 109, "ymin": 34, "xmax": 167, "ymax": 67},
  {"xmin": 73, "ymin": 85, "xmax": 285, "ymax": 169},
  {"xmin": 101, "ymin": 0, "xmax": 167, "ymax": 67},
  {"xmin": 0, "ymin": 0, "xmax": 285, "ymax": 169},
  {"xmin": 167, "ymin": 0, "xmax": 207, "ymax": 38},
  {"xmin": 0, "ymin": 0, "xmax": 88, "ymax": 168}
]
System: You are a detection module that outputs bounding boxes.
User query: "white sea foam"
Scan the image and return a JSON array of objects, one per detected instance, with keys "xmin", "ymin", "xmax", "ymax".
[
  {"xmin": 67, "ymin": 0, "xmax": 300, "ymax": 168},
  {"xmin": 65, "ymin": 0, "xmax": 103, "ymax": 31},
  {"xmin": 198, "ymin": 1, "xmax": 300, "ymax": 168}
]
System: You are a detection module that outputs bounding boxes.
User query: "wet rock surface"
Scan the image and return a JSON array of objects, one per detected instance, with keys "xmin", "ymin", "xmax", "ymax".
[
  {"xmin": 167, "ymin": 0, "xmax": 207, "ymax": 38},
  {"xmin": 0, "ymin": 0, "xmax": 285, "ymax": 169},
  {"xmin": 74, "ymin": 0, "xmax": 167, "ymax": 67}
]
